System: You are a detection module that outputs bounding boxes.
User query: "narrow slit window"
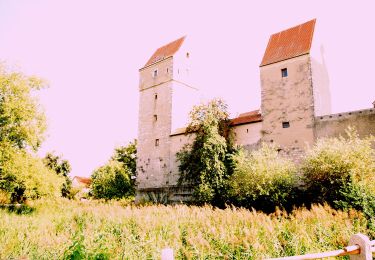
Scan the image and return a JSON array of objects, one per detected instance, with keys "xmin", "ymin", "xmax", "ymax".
[
  {"xmin": 154, "ymin": 93, "xmax": 158, "ymax": 100},
  {"xmin": 155, "ymin": 139, "xmax": 159, "ymax": 146},
  {"xmin": 282, "ymin": 122, "xmax": 290, "ymax": 128},
  {"xmin": 154, "ymin": 115, "xmax": 157, "ymax": 121},
  {"xmin": 153, "ymin": 69, "xmax": 158, "ymax": 78},
  {"xmin": 281, "ymin": 68, "xmax": 288, "ymax": 77}
]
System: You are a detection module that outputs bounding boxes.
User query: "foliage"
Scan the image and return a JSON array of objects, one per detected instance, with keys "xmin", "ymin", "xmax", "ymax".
[
  {"xmin": 43, "ymin": 152, "xmax": 72, "ymax": 198},
  {"xmin": 0, "ymin": 142, "xmax": 64, "ymax": 203},
  {"xmin": 0, "ymin": 199, "xmax": 372, "ymax": 259},
  {"xmin": 177, "ymin": 99, "xmax": 236, "ymax": 206},
  {"xmin": 91, "ymin": 161, "xmax": 133, "ymax": 200},
  {"xmin": 0, "ymin": 65, "xmax": 46, "ymax": 151},
  {"xmin": 111, "ymin": 139, "xmax": 137, "ymax": 187},
  {"xmin": 229, "ymin": 144, "xmax": 298, "ymax": 212},
  {"xmin": 0, "ymin": 65, "xmax": 64, "ymax": 203},
  {"xmin": 302, "ymin": 128, "xmax": 375, "ymax": 217}
]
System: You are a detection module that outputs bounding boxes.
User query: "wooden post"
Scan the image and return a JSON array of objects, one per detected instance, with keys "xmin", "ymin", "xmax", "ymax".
[
  {"xmin": 349, "ymin": 233, "xmax": 372, "ymax": 260},
  {"xmin": 161, "ymin": 248, "xmax": 174, "ymax": 260}
]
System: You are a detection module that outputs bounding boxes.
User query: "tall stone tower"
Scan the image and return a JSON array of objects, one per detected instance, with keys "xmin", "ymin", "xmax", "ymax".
[
  {"xmin": 259, "ymin": 19, "xmax": 318, "ymax": 154},
  {"xmin": 136, "ymin": 36, "xmax": 197, "ymax": 199}
]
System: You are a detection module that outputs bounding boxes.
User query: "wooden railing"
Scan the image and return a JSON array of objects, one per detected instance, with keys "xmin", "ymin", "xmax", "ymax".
[{"xmin": 161, "ymin": 233, "xmax": 375, "ymax": 260}]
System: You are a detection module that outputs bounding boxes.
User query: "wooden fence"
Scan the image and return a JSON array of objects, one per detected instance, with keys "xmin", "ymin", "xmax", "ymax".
[{"xmin": 161, "ymin": 233, "xmax": 375, "ymax": 260}]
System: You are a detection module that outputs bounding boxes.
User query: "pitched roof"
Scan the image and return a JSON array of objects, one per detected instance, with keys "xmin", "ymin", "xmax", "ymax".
[
  {"xmin": 73, "ymin": 176, "xmax": 92, "ymax": 186},
  {"xmin": 143, "ymin": 36, "xmax": 186, "ymax": 68},
  {"xmin": 260, "ymin": 19, "xmax": 316, "ymax": 67},
  {"xmin": 230, "ymin": 110, "xmax": 262, "ymax": 126}
]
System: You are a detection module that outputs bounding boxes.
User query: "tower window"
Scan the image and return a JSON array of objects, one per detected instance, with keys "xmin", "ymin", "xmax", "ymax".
[
  {"xmin": 186, "ymin": 52, "xmax": 190, "ymax": 58},
  {"xmin": 281, "ymin": 68, "xmax": 288, "ymax": 77},
  {"xmin": 282, "ymin": 122, "xmax": 290, "ymax": 128},
  {"xmin": 154, "ymin": 115, "xmax": 157, "ymax": 121},
  {"xmin": 155, "ymin": 139, "xmax": 159, "ymax": 146},
  {"xmin": 153, "ymin": 69, "xmax": 158, "ymax": 78},
  {"xmin": 154, "ymin": 93, "xmax": 158, "ymax": 100}
]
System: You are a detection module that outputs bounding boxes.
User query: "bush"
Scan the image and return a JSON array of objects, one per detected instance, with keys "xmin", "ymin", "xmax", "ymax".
[
  {"xmin": 91, "ymin": 161, "xmax": 133, "ymax": 200},
  {"xmin": 302, "ymin": 128, "xmax": 375, "ymax": 216},
  {"xmin": 0, "ymin": 142, "xmax": 65, "ymax": 202},
  {"xmin": 229, "ymin": 144, "xmax": 298, "ymax": 212}
]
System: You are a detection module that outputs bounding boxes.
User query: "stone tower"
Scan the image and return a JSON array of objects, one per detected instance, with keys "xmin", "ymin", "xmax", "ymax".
[
  {"xmin": 136, "ymin": 36, "xmax": 197, "ymax": 198},
  {"xmin": 259, "ymin": 19, "xmax": 318, "ymax": 154}
]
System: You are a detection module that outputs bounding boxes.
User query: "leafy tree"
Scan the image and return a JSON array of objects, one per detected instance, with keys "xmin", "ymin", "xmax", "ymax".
[
  {"xmin": 177, "ymin": 99, "xmax": 236, "ymax": 206},
  {"xmin": 111, "ymin": 139, "xmax": 137, "ymax": 179},
  {"xmin": 0, "ymin": 65, "xmax": 46, "ymax": 151},
  {"xmin": 90, "ymin": 140, "xmax": 137, "ymax": 200},
  {"xmin": 43, "ymin": 152, "xmax": 72, "ymax": 198},
  {"xmin": 91, "ymin": 161, "xmax": 133, "ymax": 200},
  {"xmin": 0, "ymin": 65, "xmax": 63, "ymax": 203}
]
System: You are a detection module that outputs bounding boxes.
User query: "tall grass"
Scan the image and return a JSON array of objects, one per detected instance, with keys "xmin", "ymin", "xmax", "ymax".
[{"xmin": 0, "ymin": 199, "xmax": 372, "ymax": 259}]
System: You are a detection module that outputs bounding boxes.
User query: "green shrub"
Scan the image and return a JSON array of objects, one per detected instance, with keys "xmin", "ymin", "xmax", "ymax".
[
  {"xmin": 91, "ymin": 161, "xmax": 133, "ymax": 200},
  {"xmin": 301, "ymin": 128, "xmax": 375, "ymax": 216},
  {"xmin": 0, "ymin": 142, "xmax": 64, "ymax": 202},
  {"xmin": 229, "ymin": 144, "xmax": 298, "ymax": 212}
]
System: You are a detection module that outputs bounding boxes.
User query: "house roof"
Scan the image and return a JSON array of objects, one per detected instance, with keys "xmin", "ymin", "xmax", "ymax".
[
  {"xmin": 73, "ymin": 176, "xmax": 92, "ymax": 186},
  {"xmin": 143, "ymin": 36, "xmax": 186, "ymax": 68},
  {"xmin": 230, "ymin": 109, "xmax": 262, "ymax": 126},
  {"xmin": 260, "ymin": 19, "xmax": 316, "ymax": 67}
]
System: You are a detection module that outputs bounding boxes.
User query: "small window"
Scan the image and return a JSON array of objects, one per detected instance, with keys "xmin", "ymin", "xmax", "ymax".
[
  {"xmin": 246, "ymin": 129, "xmax": 249, "ymax": 133},
  {"xmin": 281, "ymin": 68, "xmax": 288, "ymax": 77},
  {"xmin": 154, "ymin": 115, "xmax": 157, "ymax": 121},
  {"xmin": 154, "ymin": 93, "xmax": 158, "ymax": 100},
  {"xmin": 166, "ymin": 68, "xmax": 169, "ymax": 73},
  {"xmin": 282, "ymin": 122, "xmax": 290, "ymax": 128},
  {"xmin": 153, "ymin": 69, "xmax": 158, "ymax": 78},
  {"xmin": 186, "ymin": 52, "xmax": 190, "ymax": 58},
  {"xmin": 155, "ymin": 139, "xmax": 159, "ymax": 146}
]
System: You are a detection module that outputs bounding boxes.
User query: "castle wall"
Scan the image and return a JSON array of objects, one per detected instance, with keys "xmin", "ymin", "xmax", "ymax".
[
  {"xmin": 260, "ymin": 54, "xmax": 315, "ymax": 150},
  {"xmin": 232, "ymin": 121, "xmax": 262, "ymax": 149},
  {"xmin": 315, "ymin": 108, "xmax": 375, "ymax": 139}
]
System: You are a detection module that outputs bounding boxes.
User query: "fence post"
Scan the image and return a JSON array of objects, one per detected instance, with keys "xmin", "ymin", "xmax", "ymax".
[
  {"xmin": 161, "ymin": 248, "xmax": 174, "ymax": 260},
  {"xmin": 349, "ymin": 233, "xmax": 372, "ymax": 260}
]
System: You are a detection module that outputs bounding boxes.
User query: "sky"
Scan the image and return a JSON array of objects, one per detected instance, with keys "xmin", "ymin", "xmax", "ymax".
[{"xmin": 0, "ymin": 1, "xmax": 374, "ymax": 177}]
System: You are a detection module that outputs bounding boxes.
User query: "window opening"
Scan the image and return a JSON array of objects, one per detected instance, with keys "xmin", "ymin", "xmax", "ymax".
[
  {"xmin": 155, "ymin": 139, "xmax": 159, "ymax": 146},
  {"xmin": 282, "ymin": 122, "xmax": 290, "ymax": 128},
  {"xmin": 281, "ymin": 68, "xmax": 288, "ymax": 77}
]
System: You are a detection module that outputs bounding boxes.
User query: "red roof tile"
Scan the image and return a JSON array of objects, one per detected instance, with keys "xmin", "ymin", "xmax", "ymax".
[
  {"xmin": 73, "ymin": 176, "xmax": 92, "ymax": 186},
  {"xmin": 230, "ymin": 110, "xmax": 262, "ymax": 126},
  {"xmin": 143, "ymin": 36, "xmax": 185, "ymax": 68},
  {"xmin": 260, "ymin": 19, "xmax": 316, "ymax": 67}
]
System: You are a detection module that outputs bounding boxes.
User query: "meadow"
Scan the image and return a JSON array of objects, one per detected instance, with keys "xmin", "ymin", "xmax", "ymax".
[{"xmin": 0, "ymin": 199, "xmax": 372, "ymax": 259}]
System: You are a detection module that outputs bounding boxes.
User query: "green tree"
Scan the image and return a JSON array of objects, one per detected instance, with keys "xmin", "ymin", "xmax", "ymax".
[
  {"xmin": 91, "ymin": 161, "xmax": 133, "ymax": 200},
  {"xmin": 177, "ymin": 99, "xmax": 236, "ymax": 206},
  {"xmin": 43, "ymin": 152, "xmax": 72, "ymax": 198},
  {"xmin": 0, "ymin": 65, "xmax": 63, "ymax": 203},
  {"xmin": 111, "ymin": 139, "xmax": 137, "ymax": 179},
  {"xmin": 0, "ymin": 65, "xmax": 46, "ymax": 151}
]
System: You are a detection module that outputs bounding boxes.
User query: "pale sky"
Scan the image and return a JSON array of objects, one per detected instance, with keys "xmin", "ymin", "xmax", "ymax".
[{"xmin": 0, "ymin": 1, "xmax": 374, "ymax": 177}]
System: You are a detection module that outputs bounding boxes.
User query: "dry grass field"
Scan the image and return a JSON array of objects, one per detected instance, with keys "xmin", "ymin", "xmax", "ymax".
[{"xmin": 0, "ymin": 199, "xmax": 372, "ymax": 259}]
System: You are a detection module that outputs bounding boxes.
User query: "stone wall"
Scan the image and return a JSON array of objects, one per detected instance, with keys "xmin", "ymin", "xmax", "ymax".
[{"xmin": 315, "ymin": 108, "xmax": 375, "ymax": 139}]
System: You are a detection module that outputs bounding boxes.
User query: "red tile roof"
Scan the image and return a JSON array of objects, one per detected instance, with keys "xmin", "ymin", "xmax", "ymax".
[
  {"xmin": 230, "ymin": 110, "xmax": 262, "ymax": 126},
  {"xmin": 73, "ymin": 176, "xmax": 92, "ymax": 187},
  {"xmin": 260, "ymin": 19, "xmax": 316, "ymax": 67},
  {"xmin": 143, "ymin": 36, "xmax": 186, "ymax": 68}
]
